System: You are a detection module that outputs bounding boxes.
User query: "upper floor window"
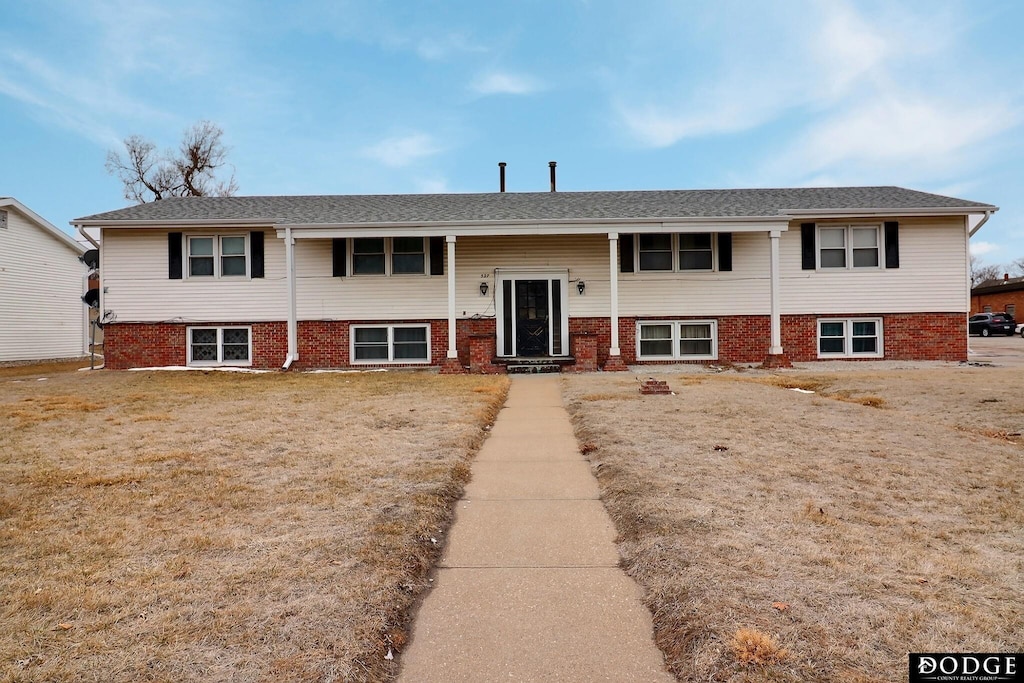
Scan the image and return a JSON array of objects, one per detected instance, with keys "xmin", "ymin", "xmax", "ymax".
[
  {"xmin": 351, "ymin": 237, "xmax": 427, "ymax": 275},
  {"xmin": 637, "ymin": 233, "xmax": 716, "ymax": 272},
  {"xmin": 0, "ymin": 210, "xmax": 7, "ymax": 229},
  {"xmin": 188, "ymin": 235, "xmax": 248, "ymax": 278},
  {"xmin": 818, "ymin": 225, "xmax": 880, "ymax": 269}
]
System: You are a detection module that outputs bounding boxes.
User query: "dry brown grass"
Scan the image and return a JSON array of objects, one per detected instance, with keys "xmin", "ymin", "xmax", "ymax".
[
  {"xmin": 563, "ymin": 367, "xmax": 1024, "ymax": 682},
  {"xmin": 1, "ymin": 368, "xmax": 508, "ymax": 682}
]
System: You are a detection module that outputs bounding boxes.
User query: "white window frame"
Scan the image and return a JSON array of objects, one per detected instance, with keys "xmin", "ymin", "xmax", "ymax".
[
  {"xmin": 349, "ymin": 237, "xmax": 429, "ymax": 277},
  {"xmin": 186, "ymin": 234, "xmax": 250, "ymax": 279},
  {"xmin": 186, "ymin": 326, "xmax": 253, "ymax": 367},
  {"xmin": 817, "ymin": 318, "xmax": 883, "ymax": 358},
  {"xmin": 634, "ymin": 233, "xmax": 717, "ymax": 273},
  {"xmin": 636, "ymin": 320, "xmax": 718, "ymax": 361},
  {"xmin": 816, "ymin": 224, "xmax": 882, "ymax": 270},
  {"xmin": 350, "ymin": 323, "xmax": 431, "ymax": 364}
]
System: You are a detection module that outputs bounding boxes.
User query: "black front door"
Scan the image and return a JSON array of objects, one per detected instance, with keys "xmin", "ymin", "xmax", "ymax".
[{"xmin": 515, "ymin": 280, "xmax": 549, "ymax": 356}]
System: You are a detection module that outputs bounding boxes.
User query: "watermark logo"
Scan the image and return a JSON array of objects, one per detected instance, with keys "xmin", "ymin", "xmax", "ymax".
[{"xmin": 909, "ymin": 654, "xmax": 1021, "ymax": 682}]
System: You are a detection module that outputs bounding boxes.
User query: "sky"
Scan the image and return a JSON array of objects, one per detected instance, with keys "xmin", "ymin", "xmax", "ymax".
[{"xmin": 1, "ymin": 0, "xmax": 1022, "ymax": 268}]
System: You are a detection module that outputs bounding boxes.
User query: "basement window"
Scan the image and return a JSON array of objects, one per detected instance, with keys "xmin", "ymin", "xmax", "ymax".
[
  {"xmin": 351, "ymin": 324, "xmax": 430, "ymax": 363},
  {"xmin": 817, "ymin": 318, "xmax": 882, "ymax": 358},
  {"xmin": 187, "ymin": 327, "xmax": 252, "ymax": 366},
  {"xmin": 637, "ymin": 321, "xmax": 717, "ymax": 360}
]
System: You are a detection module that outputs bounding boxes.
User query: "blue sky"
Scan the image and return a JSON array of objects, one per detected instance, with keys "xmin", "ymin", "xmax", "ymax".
[{"xmin": 2, "ymin": 0, "xmax": 1022, "ymax": 267}]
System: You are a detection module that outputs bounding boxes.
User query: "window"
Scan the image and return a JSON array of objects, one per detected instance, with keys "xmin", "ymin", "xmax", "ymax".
[
  {"xmin": 637, "ymin": 233, "xmax": 716, "ymax": 272},
  {"xmin": 1006, "ymin": 304, "xmax": 1016, "ymax": 318},
  {"xmin": 679, "ymin": 233, "xmax": 713, "ymax": 270},
  {"xmin": 636, "ymin": 321, "xmax": 717, "ymax": 360},
  {"xmin": 351, "ymin": 237, "xmax": 427, "ymax": 275},
  {"xmin": 187, "ymin": 327, "xmax": 252, "ymax": 366},
  {"xmin": 817, "ymin": 318, "xmax": 882, "ymax": 358},
  {"xmin": 352, "ymin": 238, "xmax": 386, "ymax": 274},
  {"xmin": 0, "ymin": 210, "xmax": 7, "ymax": 229},
  {"xmin": 818, "ymin": 225, "xmax": 881, "ymax": 269},
  {"xmin": 187, "ymin": 235, "xmax": 248, "ymax": 278},
  {"xmin": 352, "ymin": 324, "xmax": 430, "ymax": 363}
]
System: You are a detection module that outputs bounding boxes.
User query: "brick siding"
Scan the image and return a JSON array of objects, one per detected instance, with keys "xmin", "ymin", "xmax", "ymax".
[{"xmin": 103, "ymin": 312, "xmax": 967, "ymax": 370}]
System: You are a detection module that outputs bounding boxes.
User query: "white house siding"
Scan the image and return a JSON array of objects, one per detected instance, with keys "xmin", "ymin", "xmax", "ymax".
[
  {"xmin": 778, "ymin": 217, "xmax": 968, "ymax": 314},
  {"xmin": 100, "ymin": 217, "xmax": 968, "ymax": 326},
  {"xmin": 0, "ymin": 207, "xmax": 86, "ymax": 361},
  {"xmin": 100, "ymin": 228, "xmax": 288, "ymax": 322}
]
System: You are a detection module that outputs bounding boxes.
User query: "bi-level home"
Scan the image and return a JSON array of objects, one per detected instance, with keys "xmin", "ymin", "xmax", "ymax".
[{"xmin": 71, "ymin": 185, "xmax": 995, "ymax": 372}]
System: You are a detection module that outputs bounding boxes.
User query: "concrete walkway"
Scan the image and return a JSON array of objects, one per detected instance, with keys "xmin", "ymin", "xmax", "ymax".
[{"xmin": 398, "ymin": 375, "xmax": 674, "ymax": 682}]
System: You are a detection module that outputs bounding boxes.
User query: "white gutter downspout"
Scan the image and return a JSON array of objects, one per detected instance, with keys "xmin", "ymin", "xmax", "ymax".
[
  {"xmin": 283, "ymin": 226, "xmax": 299, "ymax": 370},
  {"xmin": 76, "ymin": 224, "xmax": 101, "ymax": 249},
  {"xmin": 968, "ymin": 210, "xmax": 992, "ymax": 237}
]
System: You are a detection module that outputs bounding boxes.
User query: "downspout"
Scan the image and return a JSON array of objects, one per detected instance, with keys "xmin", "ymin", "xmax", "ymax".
[
  {"xmin": 283, "ymin": 225, "xmax": 299, "ymax": 370},
  {"xmin": 76, "ymin": 224, "xmax": 101, "ymax": 249},
  {"xmin": 968, "ymin": 210, "xmax": 992, "ymax": 237}
]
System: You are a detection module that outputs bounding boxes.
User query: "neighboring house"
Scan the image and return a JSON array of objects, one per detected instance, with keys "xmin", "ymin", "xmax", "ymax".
[
  {"xmin": 971, "ymin": 275, "xmax": 1024, "ymax": 320},
  {"xmin": 0, "ymin": 197, "xmax": 88, "ymax": 362},
  {"xmin": 71, "ymin": 186, "xmax": 996, "ymax": 372}
]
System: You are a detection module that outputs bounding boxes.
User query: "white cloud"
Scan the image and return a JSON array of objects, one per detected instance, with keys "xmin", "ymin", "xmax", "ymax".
[
  {"xmin": 970, "ymin": 240, "xmax": 1000, "ymax": 257},
  {"xmin": 471, "ymin": 71, "xmax": 543, "ymax": 96},
  {"xmin": 361, "ymin": 133, "xmax": 444, "ymax": 167},
  {"xmin": 777, "ymin": 94, "xmax": 1019, "ymax": 180}
]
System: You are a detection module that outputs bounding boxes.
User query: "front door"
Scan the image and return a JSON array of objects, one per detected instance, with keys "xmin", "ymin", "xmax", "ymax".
[
  {"xmin": 515, "ymin": 280, "xmax": 549, "ymax": 356},
  {"xmin": 497, "ymin": 271, "xmax": 568, "ymax": 357}
]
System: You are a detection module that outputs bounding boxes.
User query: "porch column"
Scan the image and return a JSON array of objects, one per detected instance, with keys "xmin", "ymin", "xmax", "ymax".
[
  {"xmin": 284, "ymin": 226, "xmax": 299, "ymax": 368},
  {"xmin": 769, "ymin": 230, "xmax": 782, "ymax": 354},
  {"xmin": 604, "ymin": 232, "xmax": 627, "ymax": 370},
  {"xmin": 762, "ymin": 229, "xmax": 791, "ymax": 367},
  {"xmin": 446, "ymin": 235, "xmax": 458, "ymax": 359}
]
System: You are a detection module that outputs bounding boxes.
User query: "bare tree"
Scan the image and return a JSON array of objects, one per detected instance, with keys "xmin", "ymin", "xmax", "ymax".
[
  {"xmin": 970, "ymin": 254, "xmax": 1002, "ymax": 288},
  {"xmin": 1010, "ymin": 256, "xmax": 1024, "ymax": 277},
  {"xmin": 106, "ymin": 120, "xmax": 238, "ymax": 203}
]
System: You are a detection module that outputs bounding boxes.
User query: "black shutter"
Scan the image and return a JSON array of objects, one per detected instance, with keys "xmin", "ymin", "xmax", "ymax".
[
  {"xmin": 884, "ymin": 221, "xmax": 900, "ymax": 269},
  {"xmin": 801, "ymin": 223, "xmax": 816, "ymax": 270},
  {"xmin": 619, "ymin": 234, "xmax": 634, "ymax": 273},
  {"xmin": 429, "ymin": 236, "xmax": 444, "ymax": 275},
  {"xmin": 332, "ymin": 238, "xmax": 347, "ymax": 277},
  {"xmin": 250, "ymin": 231, "xmax": 265, "ymax": 278},
  {"xmin": 717, "ymin": 232, "xmax": 733, "ymax": 272},
  {"xmin": 168, "ymin": 232, "xmax": 183, "ymax": 279}
]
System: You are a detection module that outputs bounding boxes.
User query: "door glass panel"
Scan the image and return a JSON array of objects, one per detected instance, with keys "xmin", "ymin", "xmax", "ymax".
[
  {"xmin": 515, "ymin": 280, "xmax": 549, "ymax": 356},
  {"xmin": 551, "ymin": 280, "xmax": 562, "ymax": 355}
]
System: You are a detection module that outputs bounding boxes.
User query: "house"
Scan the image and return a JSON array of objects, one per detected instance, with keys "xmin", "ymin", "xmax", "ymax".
[
  {"xmin": 71, "ymin": 185, "xmax": 996, "ymax": 372},
  {"xmin": 0, "ymin": 197, "xmax": 89, "ymax": 363},
  {"xmin": 971, "ymin": 275, "xmax": 1024, "ymax": 320}
]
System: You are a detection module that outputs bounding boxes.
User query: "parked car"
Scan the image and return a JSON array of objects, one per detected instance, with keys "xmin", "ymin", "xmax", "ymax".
[
  {"xmin": 1017, "ymin": 322, "xmax": 1024, "ymax": 338},
  {"xmin": 968, "ymin": 313, "xmax": 1015, "ymax": 336}
]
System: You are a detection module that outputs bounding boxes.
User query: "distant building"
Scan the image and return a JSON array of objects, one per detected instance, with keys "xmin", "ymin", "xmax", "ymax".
[
  {"xmin": 972, "ymin": 274, "xmax": 1024, "ymax": 319},
  {"xmin": 0, "ymin": 197, "xmax": 88, "ymax": 362}
]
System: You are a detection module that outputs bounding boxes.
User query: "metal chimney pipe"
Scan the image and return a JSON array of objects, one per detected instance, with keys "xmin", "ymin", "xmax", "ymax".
[
  {"xmin": 549, "ymin": 161, "xmax": 557, "ymax": 192},
  {"xmin": 498, "ymin": 162, "xmax": 506, "ymax": 192}
]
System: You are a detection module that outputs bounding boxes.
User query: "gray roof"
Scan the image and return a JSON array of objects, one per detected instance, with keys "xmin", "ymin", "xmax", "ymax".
[
  {"xmin": 973, "ymin": 275, "xmax": 1024, "ymax": 295},
  {"xmin": 74, "ymin": 186, "xmax": 996, "ymax": 226}
]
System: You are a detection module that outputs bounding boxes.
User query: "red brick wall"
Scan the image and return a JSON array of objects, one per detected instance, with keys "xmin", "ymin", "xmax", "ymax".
[
  {"xmin": 103, "ymin": 312, "xmax": 968, "ymax": 370},
  {"xmin": 972, "ymin": 290, "xmax": 1024, "ymax": 319}
]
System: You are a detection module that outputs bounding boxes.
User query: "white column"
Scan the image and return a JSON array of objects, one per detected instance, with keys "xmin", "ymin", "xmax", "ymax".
[
  {"xmin": 608, "ymin": 232, "xmax": 621, "ymax": 356},
  {"xmin": 769, "ymin": 230, "xmax": 783, "ymax": 355},
  {"xmin": 446, "ymin": 236, "xmax": 458, "ymax": 359},
  {"xmin": 285, "ymin": 226, "xmax": 298, "ymax": 363}
]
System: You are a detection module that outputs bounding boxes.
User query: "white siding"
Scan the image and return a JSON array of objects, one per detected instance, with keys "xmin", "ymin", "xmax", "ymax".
[
  {"xmin": 100, "ymin": 218, "xmax": 970, "ymax": 326},
  {"xmin": 0, "ymin": 208, "xmax": 87, "ymax": 361},
  {"xmin": 779, "ymin": 217, "xmax": 969, "ymax": 314},
  {"xmin": 101, "ymin": 229, "xmax": 288, "ymax": 322}
]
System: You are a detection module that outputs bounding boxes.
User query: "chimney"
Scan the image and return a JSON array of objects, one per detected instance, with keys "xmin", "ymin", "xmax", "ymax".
[
  {"xmin": 1005, "ymin": 273, "xmax": 1010, "ymax": 282},
  {"xmin": 549, "ymin": 161, "xmax": 557, "ymax": 192},
  {"xmin": 498, "ymin": 162, "xmax": 506, "ymax": 192}
]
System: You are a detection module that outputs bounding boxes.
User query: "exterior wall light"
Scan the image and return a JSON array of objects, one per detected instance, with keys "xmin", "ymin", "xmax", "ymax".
[
  {"xmin": 479, "ymin": 281, "xmax": 489, "ymax": 296},
  {"xmin": 576, "ymin": 280, "xmax": 586, "ymax": 295}
]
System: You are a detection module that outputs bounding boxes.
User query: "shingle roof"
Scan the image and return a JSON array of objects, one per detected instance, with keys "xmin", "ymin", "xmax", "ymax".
[
  {"xmin": 74, "ymin": 186, "xmax": 996, "ymax": 226},
  {"xmin": 973, "ymin": 276, "xmax": 1024, "ymax": 295}
]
